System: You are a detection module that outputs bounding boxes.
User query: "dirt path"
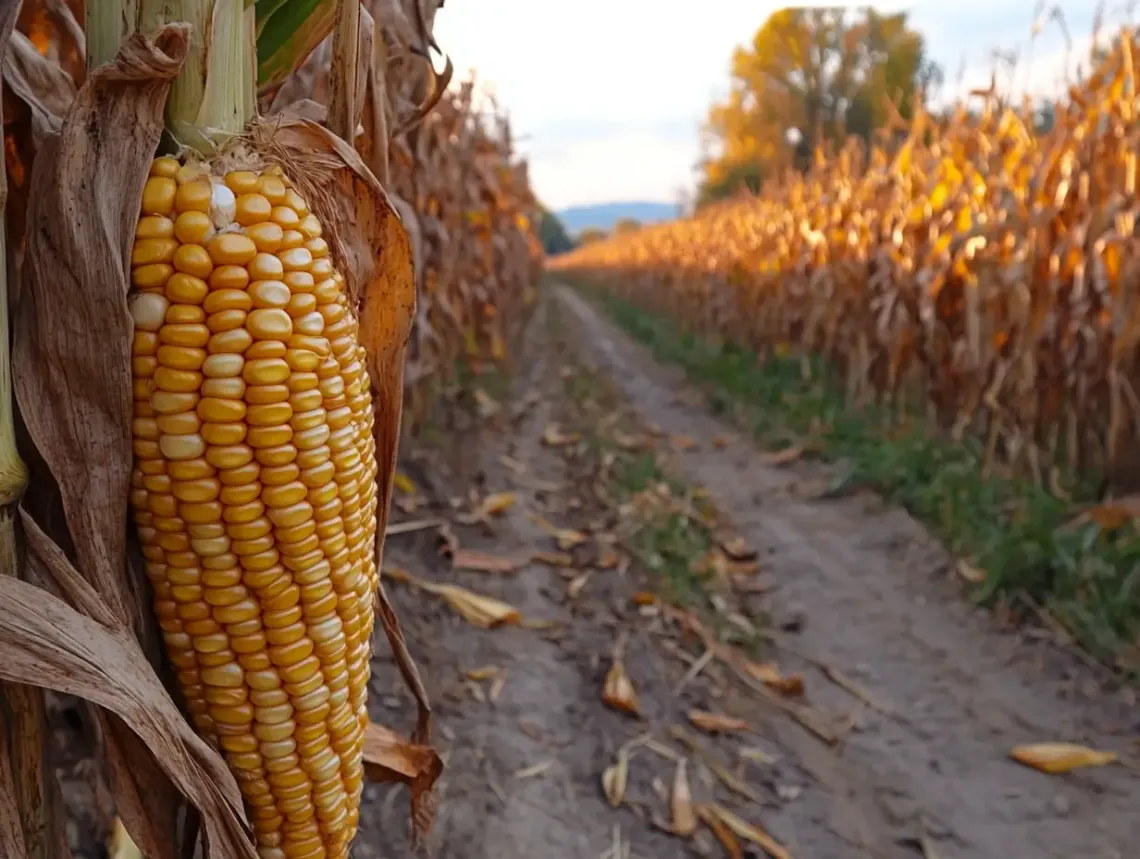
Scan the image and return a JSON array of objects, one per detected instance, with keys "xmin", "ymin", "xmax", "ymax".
[{"xmin": 359, "ymin": 286, "xmax": 1140, "ymax": 859}]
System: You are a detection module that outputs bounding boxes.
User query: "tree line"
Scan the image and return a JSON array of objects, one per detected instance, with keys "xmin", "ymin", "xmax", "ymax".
[{"xmin": 697, "ymin": 7, "xmax": 942, "ymax": 206}]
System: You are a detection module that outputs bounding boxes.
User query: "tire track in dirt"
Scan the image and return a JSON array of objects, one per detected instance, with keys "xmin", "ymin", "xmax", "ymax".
[{"xmin": 553, "ymin": 283, "xmax": 1140, "ymax": 859}]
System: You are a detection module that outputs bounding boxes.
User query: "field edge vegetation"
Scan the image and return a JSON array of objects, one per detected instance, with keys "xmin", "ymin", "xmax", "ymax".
[{"xmin": 560, "ymin": 277, "xmax": 1140, "ymax": 673}]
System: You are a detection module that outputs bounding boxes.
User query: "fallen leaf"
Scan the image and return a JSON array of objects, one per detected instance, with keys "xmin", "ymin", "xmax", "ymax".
[
  {"xmin": 566, "ymin": 571, "xmax": 592, "ymax": 599},
  {"xmin": 670, "ymin": 759, "xmax": 697, "ymax": 837},
  {"xmin": 542, "ymin": 422, "xmax": 581, "ymax": 446},
  {"xmin": 669, "ymin": 727, "xmax": 763, "ymax": 803},
  {"xmin": 762, "ymin": 445, "xmax": 804, "ymax": 466},
  {"xmin": 711, "ymin": 435, "xmax": 734, "ymax": 450},
  {"xmin": 595, "ymin": 543, "xmax": 621, "ymax": 570},
  {"xmin": 531, "ymin": 514, "xmax": 588, "ymax": 549},
  {"xmin": 719, "ymin": 536, "xmax": 757, "ymax": 562},
  {"xmin": 386, "ymin": 568, "xmax": 521, "ymax": 628},
  {"xmin": 602, "ymin": 750, "xmax": 629, "ymax": 807},
  {"xmin": 688, "ymin": 710, "xmax": 750, "ymax": 734},
  {"xmin": 514, "ymin": 760, "xmax": 553, "ymax": 780},
  {"xmin": 393, "ymin": 471, "xmax": 417, "ymax": 494},
  {"xmin": 478, "ymin": 491, "xmax": 517, "ymax": 517},
  {"xmin": 733, "ymin": 576, "xmax": 772, "ymax": 594},
  {"xmin": 743, "ymin": 661, "xmax": 805, "ymax": 697},
  {"xmin": 697, "ymin": 806, "xmax": 743, "ymax": 859},
  {"xmin": 360, "ymin": 721, "xmax": 443, "ymax": 843},
  {"xmin": 672, "ymin": 434, "xmax": 698, "ymax": 450},
  {"xmin": 451, "ymin": 549, "xmax": 523, "ymax": 575},
  {"xmin": 1009, "ymin": 743, "xmax": 1118, "ymax": 774},
  {"xmin": 474, "ymin": 387, "xmax": 501, "ymax": 418},
  {"xmin": 1083, "ymin": 495, "xmax": 1140, "ymax": 531},
  {"xmin": 489, "ymin": 672, "xmax": 507, "ymax": 702},
  {"xmin": 611, "ymin": 429, "xmax": 644, "ymax": 450},
  {"xmin": 631, "ymin": 591, "xmax": 658, "ymax": 606},
  {"xmin": 704, "ymin": 804, "xmax": 793, "ymax": 859},
  {"xmin": 531, "ymin": 550, "xmax": 575, "ymax": 567},
  {"xmin": 463, "ymin": 666, "xmax": 500, "ymax": 681},
  {"xmin": 738, "ymin": 746, "xmax": 780, "ymax": 766},
  {"xmin": 385, "ymin": 517, "xmax": 444, "ymax": 536},
  {"xmin": 499, "ymin": 454, "xmax": 527, "ymax": 474},
  {"xmin": 603, "ymin": 660, "xmax": 641, "ymax": 716},
  {"xmin": 956, "ymin": 558, "xmax": 986, "ymax": 584}
]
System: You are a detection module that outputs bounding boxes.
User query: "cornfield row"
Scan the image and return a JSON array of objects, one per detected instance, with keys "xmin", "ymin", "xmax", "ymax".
[{"xmin": 553, "ymin": 28, "xmax": 1140, "ymax": 490}]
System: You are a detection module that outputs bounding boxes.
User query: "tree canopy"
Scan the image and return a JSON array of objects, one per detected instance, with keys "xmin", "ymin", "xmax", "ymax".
[
  {"xmin": 538, "ymin": 207, "xmax": 575, "ymax": 255},
  {"xmin": 698, "ymin": 8, "xmax": 942, "ymax": 205}
]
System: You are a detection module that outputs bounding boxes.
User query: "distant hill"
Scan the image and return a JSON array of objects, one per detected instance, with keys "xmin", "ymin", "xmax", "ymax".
[{"xmin": 556, "ymin": 201, "xmax": 676, "ymax": 236}]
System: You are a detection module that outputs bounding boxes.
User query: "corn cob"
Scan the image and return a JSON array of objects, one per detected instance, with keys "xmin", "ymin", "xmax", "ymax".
[{"xmin": 128, "ymin": 153, "xmax": 379, "ymax": 859}]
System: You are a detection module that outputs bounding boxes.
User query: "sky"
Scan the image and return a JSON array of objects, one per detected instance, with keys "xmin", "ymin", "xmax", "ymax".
[{"xmin": 433, "ymin": 1, "xmax": 1116, "ymax": 211}]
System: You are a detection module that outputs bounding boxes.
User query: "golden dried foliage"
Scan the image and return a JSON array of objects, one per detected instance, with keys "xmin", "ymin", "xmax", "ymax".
[
  {"xmin": 266, "ymin": 0, "xmax": 543, "ymax": 422},
  {"xmin": 553, "ymin": 28, "xmax": 1140, "ymax": 484}
]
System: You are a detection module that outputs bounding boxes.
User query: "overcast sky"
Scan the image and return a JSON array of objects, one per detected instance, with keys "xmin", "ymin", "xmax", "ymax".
[{"xmin": 434, "ymin": 1, "xmax": 1113, "ymax": 210}]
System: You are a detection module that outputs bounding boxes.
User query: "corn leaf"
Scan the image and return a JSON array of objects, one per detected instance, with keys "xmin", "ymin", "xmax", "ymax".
[{"xmin": 255, "ymin": 0, "xmax": 336, "ymax": 87}]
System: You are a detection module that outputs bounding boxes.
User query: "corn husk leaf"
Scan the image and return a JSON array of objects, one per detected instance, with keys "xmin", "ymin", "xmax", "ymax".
[
  {"xmin": 1009, "ymin": 742, "xmax": 1118, "ymax": 774},
  {"xmin": 601, "ymin": 749, "xmax": 629, "ymax": 807},
  {"xmin": 387, "ymin": 567, "xmax": 520, "ymax": 628},
  {"xmin": 532, "ymin": 551, "xmax": 575, "ymax": 567},
  {"xmin": 956, "ymin": 558, "xmax": 986, "ymax": 583},
  {"xmin": 761, "ymin": 445, "xmax": 804, "ymax": 466},
  {"xmin": 672, "ymin": 434, "xmax": 699, "ymax": 450},
  {"xmin": 531, "ymin": 515, "xmax": 588, "ymax": 549},
  {"xmin": 566, "ymin": 571, "xmax": 591, "ymax": 599},
  {"xmin": 0, "ymin": 574, "xmax": 253, "ymax": 859},
  {"xmin": 602, "ymin": 660, "xmax": 641, "ymax": 716},
  {"xmin": 362, "ymin": 720, "xmax": 443, "ymax": 841},
  {"xmin": 463, "ymin": 665, "xmax": 500, "ymax": 681},
  {"xmin": 742, "ymin": 660, "xmax": 805, "ymax": 697},
  {"xmin": 451, "ymin": 549, "xmax": 523, "ymax": 575},
  {"xmin": 688, "ymin": 710, "xmax": 750, "ymax": 734},
  {"xmin": 670, "ymin": 759, "xmax": 697, "ymax": 837},
  {"xmin": 703, "ymin": 804, "xmax": 793, "ymax": 859},
  {"xmin": 697, "ymin": 806, "xmax": 743, "ymax": 859},
  {"xmin": 478, "ymin": 491, "xmax": 517, "ymax": 516},
  {"xmin": 542, "ymin": 422, "xmax": 581, "ymax": 446}
]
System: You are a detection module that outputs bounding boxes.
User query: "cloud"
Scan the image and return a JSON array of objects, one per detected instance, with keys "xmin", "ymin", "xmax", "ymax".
[{"xmin": 529, "ymin": 130, "xmax": 699, "ymax": 210}]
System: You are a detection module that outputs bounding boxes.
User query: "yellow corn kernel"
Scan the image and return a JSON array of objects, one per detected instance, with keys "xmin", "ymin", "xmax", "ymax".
[{"xmin": 129, "ymin": 158, "xmax": 378, "ymax": 859}]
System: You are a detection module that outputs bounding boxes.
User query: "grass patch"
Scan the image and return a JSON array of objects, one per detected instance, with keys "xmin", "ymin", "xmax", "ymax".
[
  {"xmin": 550, "ymin": 307, "xmax": 719, "ymax": 609},
  {"xmin": 574, "ymin": 281, "xmax": 1140, "ymax": 669}
]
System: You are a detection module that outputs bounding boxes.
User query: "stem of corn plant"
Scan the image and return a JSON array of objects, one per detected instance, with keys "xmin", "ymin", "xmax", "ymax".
[
  {"xmin": 86, "ymin": 0, "xmax": 137, "ymax": 70},
  {"xmin": 0, "ymin": 180, "xmax": 45, "ymax": 859},
  {"xmin": 146, "ymin": 0, "xmax": 256, "ymax": 152},
  {"xmin": 329, "ymin": 0, "xmax": 361, "ymax": 146}
]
